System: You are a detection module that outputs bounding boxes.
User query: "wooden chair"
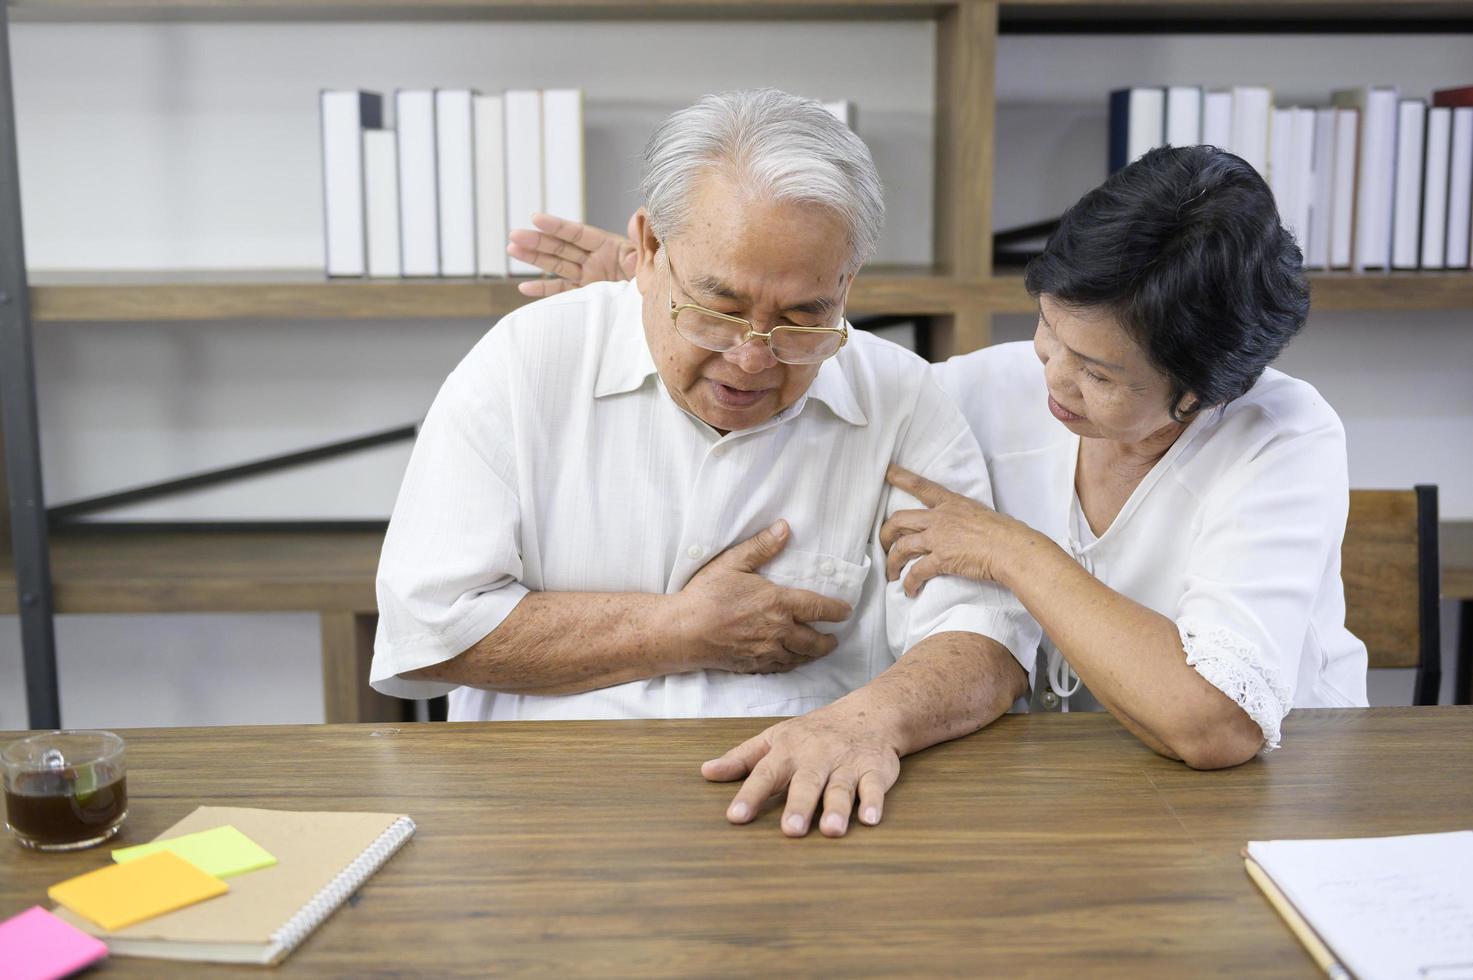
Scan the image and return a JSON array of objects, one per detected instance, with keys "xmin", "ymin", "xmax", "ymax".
[{"xmin": 1342, "ymin": 486, "xmax": 1441, "ymax": 705}]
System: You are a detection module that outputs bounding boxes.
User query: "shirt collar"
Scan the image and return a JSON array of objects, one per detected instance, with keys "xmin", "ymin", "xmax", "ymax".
[
  {"xmin": 593, "ymin": 280, "xmax": 660, "ymax": 398},
  {"xmin": 798, "ymin": 350, "xmax": 868, "ymax": 427},
  {"xmin": 593, "ymin": 280, "xmax": 867, "ymax": 428}
]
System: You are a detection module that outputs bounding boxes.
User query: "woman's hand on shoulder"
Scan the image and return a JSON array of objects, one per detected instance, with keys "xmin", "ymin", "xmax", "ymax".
[
  {"xmin": 506, "ymin": 212, "xmax": 638, "ymax": 297},
  {"xmin": 880, "ymin": 464, "xmax": 1039, "ymax": 594}
]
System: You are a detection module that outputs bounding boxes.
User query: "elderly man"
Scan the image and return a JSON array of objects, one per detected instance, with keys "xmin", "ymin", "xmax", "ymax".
[{"xmin": 370, "ymin": 89, "xmax": 1036, "ymax": 838}]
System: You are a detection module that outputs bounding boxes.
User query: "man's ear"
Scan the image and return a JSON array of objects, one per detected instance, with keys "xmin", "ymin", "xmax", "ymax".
[{"xmin": 632, "ymin": 208, "xmax": 661, "ymax": 291}]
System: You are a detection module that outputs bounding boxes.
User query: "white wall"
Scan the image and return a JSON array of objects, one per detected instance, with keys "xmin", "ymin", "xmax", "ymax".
[{"xmin": 1, "ymin": 25, "xmax": 1468, "ymax": 728}]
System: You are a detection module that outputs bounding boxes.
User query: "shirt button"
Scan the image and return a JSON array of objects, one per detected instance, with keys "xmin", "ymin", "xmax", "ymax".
[
  {"xmin": 687, "ymin": 545, "xmax": 705, "ymax": 560},
  {"xmin": 711, "ymin": 445, "xmax": 727, "ymax": 458},
  {"xmin": 819, "ymin": 560, "xmax": 835, "ymax": 576}
]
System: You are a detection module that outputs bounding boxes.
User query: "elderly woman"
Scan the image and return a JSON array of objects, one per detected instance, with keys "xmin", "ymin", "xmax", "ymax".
[{"xmin": 508, "ymin": 143, "xmax": 1369, "ymax": 778}]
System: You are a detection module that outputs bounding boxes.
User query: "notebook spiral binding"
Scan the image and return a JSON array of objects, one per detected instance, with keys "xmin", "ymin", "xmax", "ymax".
[{"xmin": 268, "ymin": 816, "xmax": 416, "ymax": 959}]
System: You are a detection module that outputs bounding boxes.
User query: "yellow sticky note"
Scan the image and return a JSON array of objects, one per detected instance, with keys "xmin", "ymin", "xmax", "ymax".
[
  {"xmin": 48, "ymin": 850, "xmax": 228, "ymax": 931},
  {"xmin": 113, "ymin": 824, "xmax": 276, "ymax": 879}
]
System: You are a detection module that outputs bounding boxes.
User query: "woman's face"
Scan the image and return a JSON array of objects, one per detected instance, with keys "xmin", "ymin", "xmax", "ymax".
[{"xmin": 1032, "ymin": 294, "xmax": 1189, "ymax": 445}]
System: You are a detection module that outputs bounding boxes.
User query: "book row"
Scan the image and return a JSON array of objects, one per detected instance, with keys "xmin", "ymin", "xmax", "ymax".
[
  {"xmin": 1110, "ymin": 84, "xmax": 1473, "ymax": 271},
  {"xmin": 321, "ymin": 88, "xmax": 585, "ymax": 279}
]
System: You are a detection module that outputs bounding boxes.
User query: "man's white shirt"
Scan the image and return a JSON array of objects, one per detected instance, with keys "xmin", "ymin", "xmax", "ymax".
[{"xmin": 371, "ymin": 279, "xmax": 1038, "ymax": 721}]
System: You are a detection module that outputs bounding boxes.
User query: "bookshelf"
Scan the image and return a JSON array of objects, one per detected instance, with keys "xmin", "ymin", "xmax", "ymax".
[{"xmin": 3, "ymin": 0, "xmax": 1472, "ymax": 728}]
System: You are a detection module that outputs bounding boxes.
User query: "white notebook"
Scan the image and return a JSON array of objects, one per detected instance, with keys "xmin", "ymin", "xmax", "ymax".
[
  {"xmin": 55, "ymin": 806, "xmax": 415, "ymax": 966},
  {"xmin": 1246, "ymin": 831, "xmax": 1473, "ymax": 980}
]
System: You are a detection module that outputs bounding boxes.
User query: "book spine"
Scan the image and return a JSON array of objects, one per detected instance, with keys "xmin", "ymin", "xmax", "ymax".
[
  {"xmin": 1307, "ymin": 108, "xmax": 1337, "ymax": 269},
  {"xmin": 541, "ymin": 90, "xmax": 585, "ymax": 229},
  {"xmin": 504, "ymin": 90, "xmax": 544, "ymax": 277},
  {"xmin": 1108, "ymin": 89, "xmax": 1129, "ymax": 174},
  {"xmin": 1420, "ymin": 107, "xmax": 1452, "ymax": 269},
  {"xmin": 474, "ymin": 95, "xmax": 508, "ymax": 278},
  {"xmin": 1447, "ymin": 108, "xmax": 1473, "ymax": 269},
  {"xmin": 1390, "ymin": 99, "xmax": 1425, "ymax": 270},
  {"xmin": 1165, "ymin": 86, "xmax": 1202, "ymax": 147},
  {"xmin": 397, "ymin": 90, "xmax": 440, "ymax": 277},
  {"xmin": 321, "ymin": 90, "xmax": 382, "ymax": 278},
  {"xmin": 436, "ymin": 90, "xmax": 478, "ymax": 279},
  {"xmin": 363, "ymin": 129, "xmax": 402, "ymax": 278},
  {"xmin": 1202, "ymin": 91, "xmax": 1232, "ymax": 149},
  {"xmin": 1330, "ymin": 108, "xmax": 1359, "ymax": 270}
]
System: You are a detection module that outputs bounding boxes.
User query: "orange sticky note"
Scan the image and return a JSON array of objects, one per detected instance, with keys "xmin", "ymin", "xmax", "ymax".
[{"xmin": 48, "ymin": 850, "xmax": 228, "ymax": 931}]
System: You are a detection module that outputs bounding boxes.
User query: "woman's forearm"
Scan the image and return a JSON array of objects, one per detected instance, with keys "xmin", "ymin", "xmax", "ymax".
[{"xmin": 998, "ymin": 532, "xmax": 1264, "ymax": 768}]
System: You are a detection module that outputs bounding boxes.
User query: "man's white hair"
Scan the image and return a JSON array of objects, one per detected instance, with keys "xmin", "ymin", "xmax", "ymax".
[{"xmin": 640, "ymin": 88, "xmax": 885, "ymax": 273}]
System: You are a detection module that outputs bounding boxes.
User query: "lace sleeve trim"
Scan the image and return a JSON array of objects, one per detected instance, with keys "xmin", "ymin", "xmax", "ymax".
[{"xmin": 1177, "ymin": 617, "xmax": 1292, "ymax": 753}]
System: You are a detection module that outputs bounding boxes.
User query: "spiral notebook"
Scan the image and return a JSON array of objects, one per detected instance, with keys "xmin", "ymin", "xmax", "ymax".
[{"xmin": 51, "ymin": 806, "xmax": 415, "ymax": 965}]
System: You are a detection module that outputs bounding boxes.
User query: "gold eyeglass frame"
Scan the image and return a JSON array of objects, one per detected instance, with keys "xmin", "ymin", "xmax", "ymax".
[{"xmin": 665, "ymin": 250, "xmax": 849, "ymax": 366}]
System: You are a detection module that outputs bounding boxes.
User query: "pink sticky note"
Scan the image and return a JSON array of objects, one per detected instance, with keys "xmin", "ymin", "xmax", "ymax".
[{"xmin": 0, "ymin": 905, "xmax": 108, "ymax": 980}]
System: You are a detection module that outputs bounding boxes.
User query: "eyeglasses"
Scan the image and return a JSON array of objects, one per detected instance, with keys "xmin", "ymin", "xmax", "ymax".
[{"xmin": 665, "ymin": 250, "xmax": 848, "ymax": 366}]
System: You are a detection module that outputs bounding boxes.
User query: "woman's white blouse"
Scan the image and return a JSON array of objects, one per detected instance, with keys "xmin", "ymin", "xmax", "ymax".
[{"xmin": 932, "ymin": 342, "xmax": 1370, "ymax": 749}]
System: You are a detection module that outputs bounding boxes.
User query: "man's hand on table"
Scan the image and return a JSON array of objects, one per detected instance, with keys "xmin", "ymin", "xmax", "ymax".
[
  {"xmin": 674, "ymin": 519, "xmax": 852, "ymax": 675},
  {"xmin": 701, "ymin": 699, "xmax": 903, "ymax": 838}
]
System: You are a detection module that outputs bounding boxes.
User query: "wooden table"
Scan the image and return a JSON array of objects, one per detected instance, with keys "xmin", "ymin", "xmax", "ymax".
[{"xmin": 3, "ymin": 708, "xmax": 1469, "ymax": 976}]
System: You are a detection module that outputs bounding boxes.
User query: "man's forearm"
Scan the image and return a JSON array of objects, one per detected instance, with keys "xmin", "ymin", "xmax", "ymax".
[
  {"xmin": 839, "ymin": 631, "xmax": 1028, "ymax": 757},
  {"xmin": 404, "ymin": 591, "xmax": 689, "ymax": 695}
]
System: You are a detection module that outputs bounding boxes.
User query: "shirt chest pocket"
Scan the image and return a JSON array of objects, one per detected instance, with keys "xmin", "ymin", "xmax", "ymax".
[{"xmin": 758, "ymin": 549, "xmax": 870, "ymax": 635}]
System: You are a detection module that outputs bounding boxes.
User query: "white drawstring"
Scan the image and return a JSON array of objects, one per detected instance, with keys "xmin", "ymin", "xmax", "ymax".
[
  {"xmin": 1045, "ymin": 648, "xmax": 1082, "ymax": 710},
  {"xmin": 1045, "ymin": 531, "xmax": 1093, "ymax": 712}
]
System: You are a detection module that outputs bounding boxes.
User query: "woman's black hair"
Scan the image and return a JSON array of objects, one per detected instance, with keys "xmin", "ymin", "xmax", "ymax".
[{"xmin": 1023, "ymin": 145, "xmax": 1310, "ymax": 421}]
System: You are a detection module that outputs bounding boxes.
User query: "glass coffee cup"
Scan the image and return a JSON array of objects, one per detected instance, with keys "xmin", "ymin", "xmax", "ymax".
[{"xmin": 2, "ymin": 730, "xmax": 128, "ymax": 851}]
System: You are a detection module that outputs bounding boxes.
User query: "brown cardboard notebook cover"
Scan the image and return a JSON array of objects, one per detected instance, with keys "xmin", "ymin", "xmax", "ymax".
[{"xmin": 53, "ymin": 806, "xmax": 414, "ymax": 965}]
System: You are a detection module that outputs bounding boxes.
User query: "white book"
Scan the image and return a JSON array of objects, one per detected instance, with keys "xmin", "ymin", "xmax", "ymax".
[
  {"xmin": 1202, "ymin": 90, "xmax": 1232, "ymax": 148},
  {"xmin": 1290, "ymin": 107, "xmax": 1316, "ymax": 258},
  {"xmin": 320, "ymin": 90, "xmax": 382, "ymax": 278},
  {"xmin": 1245, "ymin": 832, "xmax": 1473, "ymax": 980},
  {"xmin": 541, "ymin": 89, "xmax": 585, "ymax": 233},
  {"xmin": 1306, "ymin": 108, "xmax": 1338, "ymax": 269},
  {"xmin": 396, "ymin": 89, "xmax": 439, "ymax": 277},
  {"xmin": 473, "ymin": 94, "xmax": 508, "ymax": 278},
  {"xmin": 1447, "ymin": 107, "xmax": 1473, "ymax": 268},
  {"xmin": 1230, "ymin": 86, "xmax": 1272, "ymax": 178},
  {"xmin": 1390, "ymin": 99, "xmax": 1425, "ymax": 270},
  {"xmin": 504, "ymin": 90, "xmax": 543, "ymax": 277},
  {"xmin": 436, "ymin": 89, "xmax": 477, "ymax": 278},
  {"xmin": 1109, "ymin": 88, "xmax": 1164, "ymax": 171},
  {"xmin": 362, "ymin": 129, "xmax": 401, "ymax": 278},
  {"xmin": 1269, "ymin": 108, "xmax": 1296, "ymax": 234},
  {"xmin": 823, "ymin": 100, "xmax": 858, "ymax": 131},
  {"xmin": 1330, "ymin": 108, "xmax": 1359, "ymax": 270},
  {"xmin": 1420, "ymin": 106, "xmax": 1452, "ymax": 269},
  {"xmin": 1165, "ymin": 86, "xmax": 1202, "ymax": 147},
  {"xmin": 1333, "ymin": 86, "xmax": 1399, "ymax": 270}
]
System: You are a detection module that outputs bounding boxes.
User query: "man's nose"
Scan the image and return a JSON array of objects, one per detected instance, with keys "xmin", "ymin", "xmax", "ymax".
[{"xmin": 724, "ymin": 338, "xmax": 780, "ymax": 374}]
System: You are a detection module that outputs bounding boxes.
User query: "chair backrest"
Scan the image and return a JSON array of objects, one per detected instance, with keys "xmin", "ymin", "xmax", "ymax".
[{"xmin": 1341, "ymin": 486, "xmax": 1440, "ymax": 704}]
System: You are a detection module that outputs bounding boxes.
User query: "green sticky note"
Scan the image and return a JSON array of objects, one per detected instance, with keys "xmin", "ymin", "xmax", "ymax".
[{"xmin": 112, "ymin": 825, "xmax": 276, "ymax": 879}]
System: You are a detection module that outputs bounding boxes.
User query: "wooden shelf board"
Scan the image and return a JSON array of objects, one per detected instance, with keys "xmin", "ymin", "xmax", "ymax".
[
  {"xmin": 9, "ymin": 0, "xmax": 954, "ymax": 23},
  {"xmin": 987, "ymin": 270, "xmax": 1473, "ymax": 317},
  {"xmin": 4, "ymin": 520, "xmax": 1468, "ymax": 616},
  {"xmin": 0, "ymin": 527, "xmax": 381, "ymax": 615},
  {"xmin": 33, "ymin": 268, "xmax": 1473, "ymax": 323},
  {"xmin": 1000, "ymin": 0, "xmax": 1473, "ymax": 28},
  {"xmin": 28, "ymin": 266, "xmax": 980, "ymax": 320}
]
